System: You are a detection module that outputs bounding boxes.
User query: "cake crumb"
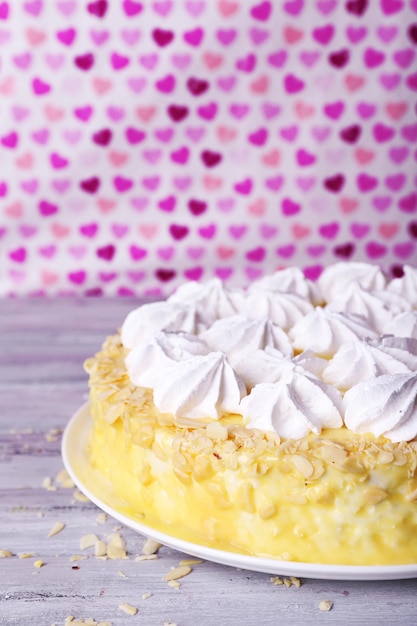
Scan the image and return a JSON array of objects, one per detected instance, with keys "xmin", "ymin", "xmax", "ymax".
[
  {"xmin": 319, "ymin": 599, "xmax": 333, "ymax": 611},
  {"xmin": 142, "ymin": 537, "xmax": 162, "ymax": 555},
  {"xmin": 118, "ymin": 603, "xmax": 138, "ymax": 616},
  {"xmin": 142, "ymin": 592, "xmax": 152, "ymax": 600},
  {"xmin": 33, "ymin": 559, "xmax": 44, "ymax": 568},
  {"xmin": 135, "ymin": 554, "xmax": 159, "ymax": 561},
  {"xmin": 18, "ymin": 552, "xmax": 34, "ymax": 559},
  {"xmin": 168, "ymin": 580, "xmax": 181, "ymax": 589},
  {"xmin": 47, "ymin": 521, "xmax": 65, "ymax": 538},
  {"xmin": 165, "ymin": 565, "xmax": 192, "ymax": 581}
]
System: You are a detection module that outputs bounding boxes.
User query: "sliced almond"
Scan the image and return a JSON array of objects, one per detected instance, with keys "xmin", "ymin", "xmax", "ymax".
[
  {"xmin": 47, "ymin": 521, "xmax": 65, "ymax": 538},
  {"xmin": 165, "ymin": 565, "xmax": 192, "ymax": 581},
  {"xmin": 118, "ymin": 603, "xmax": 138, "ymax": 616}
]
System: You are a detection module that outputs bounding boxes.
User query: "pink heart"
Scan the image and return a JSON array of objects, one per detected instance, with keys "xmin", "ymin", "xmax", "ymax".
[
  {"xmin": 283, "ymin": 74, "xmax": 304, "ymax": 93},
  {"xmin": 24, "ymin": 1, "xmax": 43, "ymax": 16},
  {"xmin": 173, "ymin": 177, "xmax": 191, "ymax": 191},
  {"xmin": 249, "ymin": 27, "xmax": 269, "ymax": 45},
  {"xmin": 217, "ymin": 198, "xmax": 235, "ymax": 212},
  {"xmin": 393, "ymin": 48, "xmax": 415, "ymax": 69},
  {"xmin": 20, "ymin": 179, "xmax": 38, "ymax": 195},
  {"xmin": 171, "ymin": 53, "xmax": 191, "ymax": 70},
  {"xmin": 52, "ymin": 179, "xmax": 71, "ymax": 193},
  {"xmin": 9, "ymin": 247, "xmax": 27, "ymax": 263},
  {"xmin": 19, "ymin": 224, "xmax": 38, "ymax": 238},
  {"xmin": 185, "ymin": 126, "xmax": 205, "ymax": 142},
  {"xmin": 31, "ymin": 128, "xmax": 49, "ymax": 144},
  {"xmin": 13, "ymin": 52, "xmax": 32, "ymax": 69},
  {"xmin": 11, "ymin": 106, "xmax": 30, "ymax": 122},
  {"xmin": 234, "ymin": 179, "xmax": 253, "ymax": 195},
  {"xmin": 185, "ymin": 1, "xmax": 205, "ymax": 16},
  {"xmin": 261, "ymin": 102, "xmax": 280, "ymax": 119},
  {"xmin": 366, "ymin": 241, "xmax": 387, "ymax": 260},
  {"xmin": 139, "ymin": 53, "xmax": 159, "ymax": 70},
  {"xmin": 215, "ymin": 268, "xmax": 234, "ymax": 280},
  {"xmin": 385, "ymin": 173, "xmax": 406, "ymax": 191},
  {"xmin": 398, "ymin": 192, "xmax": 417, "ymax": 213},
  {"xmin": 296, "ymin": 176, "xmax": 316, "ymax": 191},
  {"xmin": 284, "ymin": 0, "xmax": 304, "ymax": 15},
  {"xmin": 279, "ymin": 125, "xmax": 298, "ymax": 141},
  {"xmin": 229, "ymin": 224, "xmax": 247, "ymax": 238},
  {"xmin": 198, "ymin": 223, "xmax": 216, "ymax": 239},
  {"xmin": 90, "ymin": 29, "xmax": 109, "ymax": 46},
  {"xmin": 216, "ymin": 28, "xmax": 237, "ymax": 46},
  {"xmin": 121, "ymin": 29, "xmax": 141, "ymax": 46},
  {"xmin": 267, "ymin": 50, "xmax": 287, "ymax": 68},
  {"xmin": 379, "ymin": 73, "xmax": 401, "ymax": 90},
  {"xmin": 356, "ymin": 102, "xmax": 376, "ymax": 119},
  {"xmin": 351, "ymin": 222, "xmax": 370, "ymax": 238},
  {"xmin": 311, "ymin": 126, "xmax": 331, "ymax": 142},
  {"xmin": 250, "ymin": 1, "xmax": 272, "ymax": 21},
  {"xmin": 111, "ymin": 52, "xmax": 130, "ymax": 71},
  {"xmin": 62, "ymin": 130, "xmax": 82, "ymax": 145},
  {"xmin": 153, "ymin": 1, "xmax": 172, "ymax": 16},
  {"xmin": 377, "ymin": 25, "xmax": 398, "ymax": 43},
  {"xmin": 142, "ymin": 176, "xmax": 160, "ymax": 191},
  {"xmin": 346, "ymin": 26, "xmax": 367, "ymax": 44},
  {"xmin": 389, "ymin": 146, "xmax": 409, "ymax": 163},
  {"xmin": 312, "ymin": 23, "xmax": 334, "ymax": 45},
  {"xmin": 56, "ymin": 1, "xmax": 76, "ymax": 16},
  {"xmin": 107, "ymin": 106, "xmax": 125, "ymax": 121},
  {"xmin": 0, "ymin": 29, "xmax": 10, "ymax": 45},
  {"xmin": 393, "ymin": 242, "xmax": 415, "ymax": 260},
  {"xmin": 187, "ymin": 246, "xmax": 204, "ymax": 260},
  {"xmin": 130, "ymin": 197, "xmax": 148, "ymax": 211},
  {"xmin": 114, "ymin": 176, "xmax": 133, "ymax": 192},
  {"xmin": 299, "ymin": 51, "xmax": 320, "ymax": 67},
  {"xmin": 39, "ymin": 245, "xmax": 57, "ymax": 258},
  {"xmin": 402, "ymin": 124, "xmax": 417, "ymax": 142},
  {"xmin": 316, "ymin": 0, "xmax": 336, "ymax": 14},
  {"xmin": 276, "ymin": 244, "xmax": 296, "ymax": 258},
  {"xmin": 154, "ymin": 127, "xmax": 174, "ymax": 143},
  {"xmin": 380, "ymin": 0, "xmax": 404, "ymax": 15},
  {"xmin": 229, "ymin": 103, "xmax": 250, "ymax": 119}
]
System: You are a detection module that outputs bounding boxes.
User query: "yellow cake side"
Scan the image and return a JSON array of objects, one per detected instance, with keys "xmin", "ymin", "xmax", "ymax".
[{"xmin": 86, "ymin": 334, "xmax": 417, "ymax": 566}]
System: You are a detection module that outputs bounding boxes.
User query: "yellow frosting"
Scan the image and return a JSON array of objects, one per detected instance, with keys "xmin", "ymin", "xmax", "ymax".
[{"xmin": 86, "ymin": 334, "xmax": 417, "ymax": 566}]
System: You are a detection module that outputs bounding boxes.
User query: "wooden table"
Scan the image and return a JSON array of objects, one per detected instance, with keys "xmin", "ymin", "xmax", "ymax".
[{"xmin": 1, "ymin": 298, "xmax": 417, "ymax": 626}]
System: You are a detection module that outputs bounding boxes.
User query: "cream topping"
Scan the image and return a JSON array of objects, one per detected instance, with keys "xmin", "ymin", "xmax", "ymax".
[
  {"xmin": 289, "ymin": 307, "xmax": 377, "ymax": 358},
  {"xmin": 232, "ymin": 290, "xmax": 314, "ymax": 331},
  {"xmin": 152, "ymin": 352, "xmax": 246, "ymax": 420},
  {"xmin": 248, "ymin": 267, "xmax": 322, "ymax": 304},
  {"xmin": 383, "ymin": 311, "xmax": 417, "ymax": 339},
  {"xmin": 167, "ymin": 277, "xmax": 240, "ymax": 322},
  {"xmin": 387, "ymin": 265, "xmax": 417, "ymax": 308},
  {"xmin": 343, "ymin": 373, "xmax": 417, "ymax": 442},
  {"xmin": 240, "ymin": 373, "xmax": 343, "ymax": 439},
  {"xmin": 318, "ymin": 261, "xmax": 387, "ymax": 302}
]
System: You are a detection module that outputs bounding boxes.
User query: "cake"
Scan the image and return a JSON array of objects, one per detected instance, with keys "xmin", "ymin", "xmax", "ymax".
[{"xmin": 85, "ymin": 262, "xmax": 417, "ymax": 566}]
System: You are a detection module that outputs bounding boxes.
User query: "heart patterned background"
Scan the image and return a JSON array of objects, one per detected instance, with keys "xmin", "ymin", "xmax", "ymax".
[{"xmin": 0, "ymin": 0, "xmax": 416, "ymax": 296}]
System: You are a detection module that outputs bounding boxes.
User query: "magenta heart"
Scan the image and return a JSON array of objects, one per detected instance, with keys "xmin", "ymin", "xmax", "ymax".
[
  {"xmin": 268, "ymin": 50, "xmax": 287, "ymax": 68},
  {"xmin": 324, "ymin": 173, "xmax": 345, "ymax": 193},
  {"xmin": 357, "ymin": 173, "xmax": 378, "ymax": 192},
  {"xmin": 229, "ymin": 103, "xmax": 250, "ymax": 119},
  {"xmin": 408, "ymin": 24, "xmax": 417, "ymax": 44},
  {"xmin": 80, "ymin": 223, "xmax": 99, "ymax": 238},
  {"xmin": 311, "ymin": 126, "xmax": 331, "ymax": 142},
  {"xmin": 113, "ymin": 176, "xmax": 133, "ymax": 193},
  {"xmin": 304, "ymin": 265, "xmax": 324, "ymax": 281},
  {"xmin": 74, "ymin": 52, "xmax": 94, "ymax": 71},
  {"xmin": 356, "ymin": 102, "xmax": 376, "ymax": 119},
  {"xmin": 169, "ymin": 224, "xmax": 189, "ymax": 240},
  {"xmin": 198, "ymin": 224, "xmax": 216, "ymax": 239},
  {"xmin": 386, "ymin": 174, "xmax": 406, "ymax": 193},
  {"xmin": 236, "ymin": 53, "xmax": 256, "ymax": 73},
  {"xmin": 406, "ymin": 72, "xmax": 417, "ymax": 91},
  {"xmin": 0, "ymin": 181, "xmax": 7, "ymax": 196},
  {"xmin": 201, "ymin": 150, "xmax": 222, "ymax": 167},
  {"xmin": 184, "ymin": 267, "xmax": 204, "ymax": 281},
  {"xmin": 171, "ymin": 146, "xmax": 189, "ymax": 164},
  {"xmin": 217, "ymin": 76, "xmax": 236, "ymax": 92},
  {"xmin": 380, "ymin": 73, "xmax": 401, "ymax": 90},
  {"xmin": 408, "ymin": 221, "xmax": 417, "ymax": 237},
  {"xmin": 366, "ymin": 241, "xmax": 387, "ymax": 259},
  {"xmin": 249, "ymin": 27, "xmax": 269, "ymax": 45},
  {"xmin": 284, "ymin": 0, "xmax": 303, "ymax": 14},
  {"xmin": 394, "ymin": 242, "xmax": 415, "ymax": 260},
  {"xmin": 56, "ymin": 27, "xmax": 76, "ymax": 46},
  {"xmin": 107, "ymin": 106, "xmax": 124, "ymax": 122},
  {"xmin": 197, "ymin": 102, "xmax": 217, "ymax": 120},
  {"xmin": 351, "ymin": 222, "xmax": 370, "ymax": 238},
  {"xmin": 345, "ymin": 0, "xmax": 368, "ymax": 16},
  {"xmin": 50, "ymin": 153, "xmax": 69, "ymax": 169},
  {"xmin": 32, "ymin": 77, "xmax": 51, "ymax": 95},
  {"xmin": 317, "ymin": 0, "xmax": 336, "ymax": 14},
  {"xmin": 21, "ymin": 179, "xmax": 38, "ymax": 194},
  {"xmin": 111, "ymin": 52, "xmax": 130, "ymax": 71},
  {"xmin": 283, "ymin": 74, "xmax": 304, "ymax": 93},
  {"xmin": 183, "ymin": 27, "xmax": 203, "ymax": 46},
  {"xmin": 234, "ymin": 179, "xmax": 253, "ymax": 195},
  {"xmin": 87, "ymin": 0, "xmax": 108, "ymax": 18},
  {"xmin": 299, "ymin": 51, "xmax": 320, "ymax": 68},
  {"xmin": 377, "ymin": 25, "xmax": 398, "ymax": 43},
  {"xmin": 153, "ymin": 27, "xmax": 174, "ymax": 47},
  {"xmin": 214, "ymin": 268, "xmax": 233, "ymax": 280},
  {"xmin": 279, "ymin": 125, "xmax": 298, "ymax": 141},
  {"xmin": 265, "ymin": 176, "xmax": 284, "ymax": 191},
  {"xmin": 38, "ymin": 200, "xmax": 58, "ymax": 216},
  {"xmin": 398, "ymin": 192, "xmax": 417, "ymax": 213},
  {"xmin": 9, "ymin": 247, "xmax": 27, "ymax": 263},
  {"xmin": 92, "ymin": 128, "xmax": 112, "ymax": 146},
  {"xmin": 1, "ymin": 132, "xmax": 18, "ymax": 148},
  {"xmin": 296, "ymin": 148, "xmax": 316, "ymax": 166},
  {"xmin": 74, "ymin": 105, "xmax": 93, "ymax": 122},
  {"xmin": 187, "ymin": 76, "xmax": 209, "ymax": 96},
  {"xmin": 389, "ymin": 146, "xmax": 409, "ymax": 163},
  {"xmin": 68, "ymin": 271, "xmax": 86, "ymax": 286},
  {"xmin": 99, "ymin": 271, "xmax": 118, "ymax": 283},
  {"xmin": 96, "ymin": 244, "xmax": 115, "ymax": 261},
  {"xmin": 402, "ymin": 124, "xmax": 417, "ymax": 142},
  {"xmin": 248, "ymin": 128, "xmax": 268, "ymax": 146},
  {"xmin": 262, "ymin": 102, "xmax": 281, "ymax": 119},
  {"xmin": 246, "ymin": 246, "xmax": 266, "ymax": 262},
  {"xmin": 345, "ymin": 26, "xmax": 367, "ymax": 44},
  {"xmin": 123, "ymin": 0, "xmax": 142, "ymax": 15},
  {"xmin": 80, "ymin": 177, "xmax": 100, "ymax": 194},
  {"xmin": 216, "ymin": 28, "xmax": 237, "ymax": 46},
  {"xmin": 372, "ymin": 196, "xmax": 392, "ymax": 211},
  {"xmin": 188, "ymin": 199, "xmax": 207, "ymax": 215},
  {"xmin": 32, "ymin": 128, "xmax": 49, "ymax": 144},
  {"xmin": 312, "ymin": 24, "xmax": 334, "ymax": 45},
  {"xmin": 39, "ymin": 245, "xmax": 57, "ymax": 258},
  {"xmin": 125, "ymin": 127, "xmax": 146, "ymax": 144},
  {"xmin": 334, "ymin": 242, "xmax": 355, "ymax": 259},
  {"xmin": 250, "ymin": 1, "xmax": 272, "ymax": 21},
  {"xmin": 51, "ymin": 179, "xmax": 70, "ymax": 194},
  {"xmin": 328, "ymin": 48, "xmax": 350, "ymax": 68},
  {"xmin": 380, "ymin": 0, "xmax": 403, "ymax": 14},
  {"xmin": 393, "ymin": 48, "xmax": 415, "ymax": 69},
  {"xmin": 155, "ymin": 269, "xmax": 176, "ymax": 282},
  {"xmin": 154, "ymin": 127, "xmax": 174, "ymax": 143},
  {"xmin": 340, "ymin": 124, "xmax": 361, "ymax": 143},
  {"xmin": 319, "ymin": 222, "xmax": 339, "ymax": 238},
  {"xmin": 281, "ymin": 197, "xmax": 301, "ymax": 215},
  {"xmin": 0, "ymin": 2, "xmax": 9, "ymax": 19},
  {"xmin": 156, "ymin": 74, "xmax": 176, "ymax": 93},
  {"xmin": 363, "ymin": 47, "xmax": 385, "ymax": 69},
  {"xmin": 158, "ymin": 196, "xmax": 176, "ymax": 212},
  {"xmin": 323, "ymin": 100, "xmax": 344, "ymax": 120},
  {"xmin": 373, "ymin": 123, "xmax": 395, "ymax": 142},
  {"xmin": 130, "ymin": 245, "xmax": 147, "ymax": 260},
  {"xmin": 307, "ymin": 245, "xmax": 325, "ymax": 257},
  {"xmin": 276, "ymin": 244, "xmax": 296, "ymax": 258},
  {"xmin": 167, "ymin": 104, "xmax": 189, "ymax": 122},
  {"xmin": 13, "ymin": 53, "xmax": 32, "ymax": 69}
]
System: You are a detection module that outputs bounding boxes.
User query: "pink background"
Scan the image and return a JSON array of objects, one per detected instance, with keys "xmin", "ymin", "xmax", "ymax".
[{"xmin": 0, "ymin": 0, "xmax": 416, "ymax": 296}]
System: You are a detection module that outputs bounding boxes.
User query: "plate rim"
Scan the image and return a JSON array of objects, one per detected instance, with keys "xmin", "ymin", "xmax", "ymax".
[{"xmin": 62, "ymin": 403, "xmax": 417, "ymax": 581}]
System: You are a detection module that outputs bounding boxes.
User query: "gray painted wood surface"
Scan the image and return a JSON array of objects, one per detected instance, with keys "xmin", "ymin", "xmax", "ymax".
[{"xmin": 1, "ymin": 298, "xmax": 417, "ymax": 626}]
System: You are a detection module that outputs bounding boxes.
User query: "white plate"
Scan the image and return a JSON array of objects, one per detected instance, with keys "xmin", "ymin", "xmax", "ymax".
[{"xmin": 62, "ymin": 403, "xmax": 417, "ymax": 581}]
